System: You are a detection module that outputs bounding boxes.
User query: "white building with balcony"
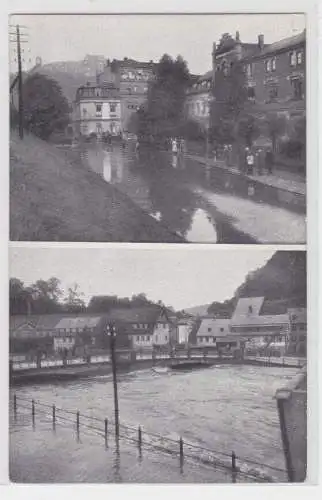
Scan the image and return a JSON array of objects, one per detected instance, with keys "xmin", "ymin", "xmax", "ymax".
[{"xmin": 73, "ymin": 83, "xmax": 122, "ymax": 137}]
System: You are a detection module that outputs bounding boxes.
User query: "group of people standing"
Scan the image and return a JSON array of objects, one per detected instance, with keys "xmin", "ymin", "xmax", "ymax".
[
  {"xmin": 171, "ymin": 137, "xmax": 186, "ymax": 155},
  {"xmin": 244, "ymin": 147, "xmax": 274, "ymax": 176}
]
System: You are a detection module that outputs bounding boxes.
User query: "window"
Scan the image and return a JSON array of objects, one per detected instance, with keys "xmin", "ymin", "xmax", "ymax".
[
  {"xmin": 272, "ymin": 57, "xmax": 276, "ymax": 71},
  {"xmin": 268, "ymin": 86, "xmax": 278, "ymax": 101},
  {"xmin": 82, "ymin": 108, "xmax": 87, "ymax": 116},
  {"xmin": 147, "ymin": 335, "xmax": 150, "ymax": 341},
  {"xmin": 246, "ymin": 63, "xmax": 253, "ymax": 77},
  {"xmin": 292, "ymin": 79, "xmax": 304, "ymax": 100},
  {"xmin": 220, "ymin": 327, "xmax": 224, "ymax": 333},
  {"xmin": 96, "ymin": 88, "xmax": 102, "ymax": 97},
  {"xmin": 247, "ymin": 87, "xmax": 256, "ymax": 100},
  {"xmin": 297, "ymin": 51, "xmax": 303, "ymax": 65},
  {"xmin": 136, "ymin": 335, "xmax": 140, "ymax": 341},
  {"xmin": 248, "ymin": 305, "xmax": 253, "ymax": 314},
  {"xmin": 265, "ymin": 59, "xmax": 272, "ymax": 72},
  {"xmin": 208, "ymin": 327, "xmax": 212, "ymax": 332},
  {"xmin": 290, "ymin": 51, "xmax": 297, "ymax": 67},
  {"xmin": 140, "ymin": 336, "xmax": 144, "ymax": 341},
  {"xmin": 165, "ymin": 336, "xmax": 167, "ymax": 341},
  {"xmin": 109, "ymin": 103, "xmax": 117, "ymax": 113},
  {"xmin": 95, "ymin": 103, "xmax": 102, "ymax": 116}
]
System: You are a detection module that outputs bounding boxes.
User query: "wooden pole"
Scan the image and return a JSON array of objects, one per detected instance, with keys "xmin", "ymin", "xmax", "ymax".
[
  {"xmin": 76, "ymin": 410, "xmax": 80, "ymax": 436},
  {"xmin": 110, "ymin": 324, "xmax": 120, "ymax": 439},
  {"xmin": 16, "ymin": 25, "xmax": 24, "ymax": 140},
  {"xmin": 179, "ymin": 437, "xmax": 184, "ymax": 461},
  {"xmin": 138, "ymin": 425, "xmax": 142, "ymax": 452}
]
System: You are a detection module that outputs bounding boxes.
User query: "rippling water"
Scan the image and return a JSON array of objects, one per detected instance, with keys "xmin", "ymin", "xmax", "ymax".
[{"xmin": 10, "ymin": 365, "xmax": 296, "ymax": 483}]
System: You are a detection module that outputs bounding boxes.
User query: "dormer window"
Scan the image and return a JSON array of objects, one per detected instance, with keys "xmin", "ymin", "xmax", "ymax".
[{"xmin": 248, "ymin": 305, "xmax": 253, "ymax": 314}]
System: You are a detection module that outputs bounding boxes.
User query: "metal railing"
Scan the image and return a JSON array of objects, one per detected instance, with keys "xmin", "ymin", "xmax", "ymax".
[{"xmin": 11, "ymin": 394, "xmax": 288, "ymax": 483}]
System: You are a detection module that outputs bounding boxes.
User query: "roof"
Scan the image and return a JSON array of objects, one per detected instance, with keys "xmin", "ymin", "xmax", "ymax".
[
  {"xmin": 232, "ymin": 297, "xmax": 265, "ymax": 320},
  {"xmin": 111, "ymin": 58, "xmax": 157, "ymax": 70},
  {"xmin": 260, "ymin": 31, "xmax": 305, "ymax": 57},
  {"xmin": 196, "ymin": 318, "xmax": 231, "ymax": 337},
  {"xmin": 56, "ymin": 316, "xmax": 102, "ymax": 330},
  {"xmin": 231, "ymin": 313, "xmax": 289, "ymax": 327},
  {"xmin": 288, "ymin": 308, "xmax": 307, "ymax": 323},
  {"xmin": 107, "ymin": 306, "xmax": 161, "ymax": 324},
  {"xmin": 198, "ymin": 70, "xmax": 213, "ymax": 82}
]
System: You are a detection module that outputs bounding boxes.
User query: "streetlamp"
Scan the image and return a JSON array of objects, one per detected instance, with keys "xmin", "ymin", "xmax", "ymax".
[{"xmin": 106, "ymin": 323, "xmax": 120, "ymax": 438}]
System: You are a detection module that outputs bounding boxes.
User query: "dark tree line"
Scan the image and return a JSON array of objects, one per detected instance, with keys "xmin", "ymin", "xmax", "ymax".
[{"xmin": 10, "ymin": 278, "xmax": 166, "ymax": 316}]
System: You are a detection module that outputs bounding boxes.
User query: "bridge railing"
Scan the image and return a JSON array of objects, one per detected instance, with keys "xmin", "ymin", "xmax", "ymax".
[{"xmin": 11, "ymin": 394, "xmax": 288, "ymax": 483}]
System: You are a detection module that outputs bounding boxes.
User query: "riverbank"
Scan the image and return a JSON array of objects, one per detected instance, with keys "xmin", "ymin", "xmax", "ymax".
[
  {"xmin": 186, "ymin": 153, "xmax": 306, "ymax": 214},
  {"xmin": 10, "ymin": 355, "xmax": 303, "ymax": 386},
  {"xmin": 10, "ymin": 132, "xmax": 183, "ymax": 242}
]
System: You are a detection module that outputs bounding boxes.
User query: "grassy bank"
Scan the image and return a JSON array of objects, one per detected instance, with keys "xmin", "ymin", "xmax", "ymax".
[{"xmin": 10, "ymin": 132, "xmax": 183, "ymax": 242}]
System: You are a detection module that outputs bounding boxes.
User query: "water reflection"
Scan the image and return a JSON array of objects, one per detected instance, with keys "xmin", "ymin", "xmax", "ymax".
[{"xmin": 79, "ymin": 145, "xmax": 243, "ymax": 243}]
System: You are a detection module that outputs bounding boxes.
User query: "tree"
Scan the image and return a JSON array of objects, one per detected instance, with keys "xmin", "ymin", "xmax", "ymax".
[
  {"xmin": 265, "ymin": 113, "xmax": 287, "ymax": 152},
  {"xmin": 64, "ymin": 283, "xmax": 86, "ymax": 313},
  {"xmin": 138, "ymin": 54, "xmax": 191, "ymax": 139},
  {"xmin": 237, "ymin": 114, "xmax": 261, "ymax": 148},
  {"xmin": 211, "ymin": 61, "xmax": 248, "ymax": 145},
  {"xmin": 29, "ymin": 277, "xmax": 64, "ymax": 314},
  {"xmin": 22, "ymin": 73, "xmax": 70, "ymax": 140}
]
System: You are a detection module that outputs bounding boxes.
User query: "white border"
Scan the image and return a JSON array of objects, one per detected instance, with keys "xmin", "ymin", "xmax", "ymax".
[{"xmin": 1, "ymin": 0, "xmax": 320, "ymax": 499}]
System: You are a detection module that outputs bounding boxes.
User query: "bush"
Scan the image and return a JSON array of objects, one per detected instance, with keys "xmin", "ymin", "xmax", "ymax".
[{"xmin": 280, "ymin": 139, "xmax": 304, "ymax": 159}]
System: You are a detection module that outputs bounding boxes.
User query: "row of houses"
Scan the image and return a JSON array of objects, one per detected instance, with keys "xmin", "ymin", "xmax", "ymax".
[
  {"xmin": 186, "ymin": 30, "xmax": 306, "ymax": 131},
  {"xmin": 195, "ymin": 298, "xmax": 306, "ymax": 355},
  {"xmin": 71, "ymin": 29, "xmax": 305, "ymax": 140},
  {"xmin": 10, "ymin": 297, "xmax": 307, "ymax": 360}
]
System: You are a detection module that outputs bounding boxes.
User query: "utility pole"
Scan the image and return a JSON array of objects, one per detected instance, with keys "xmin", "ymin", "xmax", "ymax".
[
  {"xmin": 16, "ymin": 24, "xmax": 24, "ymax": 139},
  {"xmin": 108, "ymin": 323, "xmax": 120, "ymax": 438}
]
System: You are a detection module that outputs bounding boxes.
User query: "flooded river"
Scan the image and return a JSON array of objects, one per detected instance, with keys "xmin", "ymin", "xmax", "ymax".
[
  {"xmin": 10, "ymin": 365, "xmax": 296, "ymax": 483},
  {"xmin": 77, "ymin": 144, "xmax": 305, "ymax": 244}
]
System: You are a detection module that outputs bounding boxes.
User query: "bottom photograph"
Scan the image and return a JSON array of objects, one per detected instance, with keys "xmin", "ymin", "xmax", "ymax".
[{"xmin": 9, "ymin": 246, "xmax": 307, "ymax": 483}]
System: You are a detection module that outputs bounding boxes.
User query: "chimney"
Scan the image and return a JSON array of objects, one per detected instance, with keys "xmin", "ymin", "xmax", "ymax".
[{"xmin": 258, "ymin": 34, "xmax": 264, "ymax": 51}]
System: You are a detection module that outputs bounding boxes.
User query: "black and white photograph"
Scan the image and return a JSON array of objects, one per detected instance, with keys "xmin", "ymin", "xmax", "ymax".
[
  {"xmin": 9, "ymin": 13, "xmax": 306, "ymax": 243},
  {"xmin": 9, "ymin": 246, "xmax": 306, "ymax": 483}
]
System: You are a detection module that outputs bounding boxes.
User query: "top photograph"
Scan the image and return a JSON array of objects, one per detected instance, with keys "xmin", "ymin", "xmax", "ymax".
[{"xmin": 9, "ymin": 13, "xmax": 306, "ymax": 244}]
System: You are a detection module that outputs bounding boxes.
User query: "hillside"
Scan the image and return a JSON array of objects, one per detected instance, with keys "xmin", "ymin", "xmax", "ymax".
[
  {"xmin": 207, "ymin": 250, "xmax": 306, "ymax": 316},
  {"xmin": 183, "ymin": 304, "xmax": 212, "ymax": 317},
  {"xmin": 10, "ymin": 132, "xmax": 183, "ymax": 242}
]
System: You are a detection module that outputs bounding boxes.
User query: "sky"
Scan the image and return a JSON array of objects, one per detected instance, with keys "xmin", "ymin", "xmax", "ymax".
[
  {"xmin": 9, "ymin": 246, "xmax": 276, "ymax": 310},
  {"xmin": 9, "ymin": 13, "xmax": 305, "ymax": 74}
]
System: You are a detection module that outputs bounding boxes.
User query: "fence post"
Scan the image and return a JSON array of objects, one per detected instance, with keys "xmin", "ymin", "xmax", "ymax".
[
  {"xmin": 31, "ymin": 399, "xmax": 35, "ymax": 427},
  {"xmin": 138, "ymin": 426, "xmax": 142, "ymax": 453},
  {"xmin": 231, "ymin": 451, "xmax": 237, "ymax": 483},
  {"xmin": 179, "ymin": 437, "xmax": 184, "ymax": 461},
  {"xmin": 13, "ymin": 394, "xmax": 17, "ymax": 419},
  {"xmin": 52, "ymin": 404, "xmax": 56, "ymax": 430},
  {"xmin": 76, "ymin": 411, "xmax": 80, "ymax": 436},
  {"xmin": 104, "ymin": 418, "xmax": 108, "ymax": 447}
]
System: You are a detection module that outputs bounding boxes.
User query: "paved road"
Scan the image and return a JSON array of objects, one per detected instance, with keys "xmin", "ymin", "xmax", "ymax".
[{"xmin": 80, "ymin": 144, "xmax": 306, "ymax": 244}]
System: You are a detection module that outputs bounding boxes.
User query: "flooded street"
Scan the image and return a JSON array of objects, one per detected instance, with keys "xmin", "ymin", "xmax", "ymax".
[
  {"xmin": 10, "ymin": 365, "xmax": 296, "ymax": 483},
  {"xmin": 79, "ymin": 144, "xmax": 305, "ymax": 244}
]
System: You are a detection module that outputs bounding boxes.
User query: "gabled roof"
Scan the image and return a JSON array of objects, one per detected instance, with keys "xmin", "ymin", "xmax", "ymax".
[
  {"xmin": 231, "ymin": 297, "xmax": 265, "ymax": 320},
  {"xmin": 196, "ymin": 318, "xmax": 230, "ymax": 337}
]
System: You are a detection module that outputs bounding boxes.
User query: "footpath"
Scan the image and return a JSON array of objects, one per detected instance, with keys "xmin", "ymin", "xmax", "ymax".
[{"xmin": 185, "ymin": 152, "xmax": 306, "ymax": 196}]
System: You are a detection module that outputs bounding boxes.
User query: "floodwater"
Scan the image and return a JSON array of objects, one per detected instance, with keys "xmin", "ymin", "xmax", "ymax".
[
  {"xmin": 79, "ymin": 144, "xmax": 305, "ymax": 244},
  {"xmin": 10, "ymin": 365, "xmax": 297, "ymax": 483}
]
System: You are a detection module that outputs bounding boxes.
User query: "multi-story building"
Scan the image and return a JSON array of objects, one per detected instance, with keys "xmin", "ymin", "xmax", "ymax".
[
  {"xmin": 242, "ymin": 31, "xmax": 305, "ymax": 120},
  {"xmin": 230, "ymin": 297, "xmax": 290, "ymax": 354},
  {"xmin": 196, "ymin": 317, "xmax": 238, "ymax": 349},
  {"xmin": 211, "ymin": 29, "xmax": 306, "ymax": 141},
  {"xmin": 185, "ymin": 72, "xmax": 212, "ymax": 130},
  {"xmin": 287, "ymin": 307, "xmax": 307, "ymax": 355},
  {"xmin": 97, "ymin": 58, "xmax": 156, "ymax": 132},
  {"xmin": 73, "ymin": 83, "xmax": 122, "ymax": 137}
]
